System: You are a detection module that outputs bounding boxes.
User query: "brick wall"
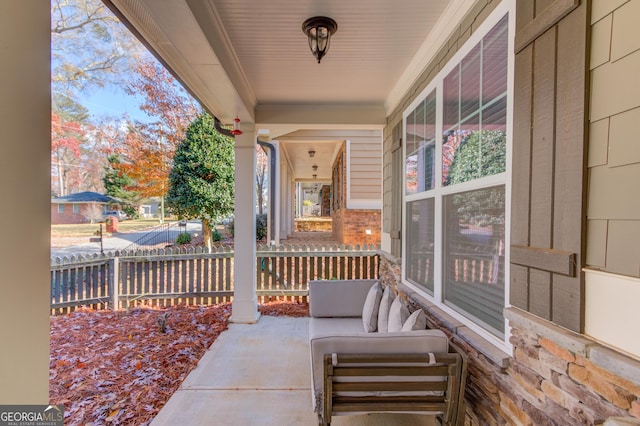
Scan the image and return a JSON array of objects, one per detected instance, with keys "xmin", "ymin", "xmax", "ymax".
[
  {"xmin": 51, "ymin": 203, "xmax": 86, "ymax": 224},
  {"xmin": 379, "ymin": 254, "xmax": 640, "ymax": 425},
  {"xmin": 332, "ymin": 209, "xmax": 380, "ymax": 246}
]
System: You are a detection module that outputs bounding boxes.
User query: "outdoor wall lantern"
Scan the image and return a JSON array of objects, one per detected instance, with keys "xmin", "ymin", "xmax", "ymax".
[
  {"xmin": 302, "ymin": 16, "xmax": 338, "ymax": 64},
  {"xmin": 312, "ymin": 174, "xmax": 317, "ymax": 180},
  {"xmin": 308, "ymin": 149, "xmax": 316, "ymax": 158},
  {"xmin": 312, "ymin": 164, "xmax": 318, "ymax": 171}
]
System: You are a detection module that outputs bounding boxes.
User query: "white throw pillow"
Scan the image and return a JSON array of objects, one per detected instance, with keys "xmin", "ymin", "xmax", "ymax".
[
  {"xmin": 377, "ymin": 285, "xmax": 395, "ymax": 333},
  {"xmin": 402, "ymin": 309, "xmax": 427, "ymax": 331},
  {"xmin": 387, "ymin": 296, "xmax": 410, "ymax": 332},
  {"xmin": 362, "ymin": 282, "xmax": 383, "ymax": 333}
]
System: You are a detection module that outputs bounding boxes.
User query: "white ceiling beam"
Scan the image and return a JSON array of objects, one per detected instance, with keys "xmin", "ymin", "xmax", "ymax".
[{"xmin": 255, "ymin": 104, "xmax": 386, "ymax": 127}]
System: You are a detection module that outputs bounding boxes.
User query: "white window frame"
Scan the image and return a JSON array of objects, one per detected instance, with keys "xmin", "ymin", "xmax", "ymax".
[
  {"xmin": 401, "ymin": 0, "xmax": 514, "ymax": 353},
  {"xmin": 73, "ymin": 203, "xmax": 80, "ymax": 214},
  {"xmin": 57, "ymin": 204, "xmax": 64, "ymax": 214}
]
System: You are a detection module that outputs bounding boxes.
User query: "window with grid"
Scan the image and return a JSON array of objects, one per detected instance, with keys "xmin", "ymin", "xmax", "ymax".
[{"xmin": 403, "ymin": 11, "xmax": 510, "ymax": 341}]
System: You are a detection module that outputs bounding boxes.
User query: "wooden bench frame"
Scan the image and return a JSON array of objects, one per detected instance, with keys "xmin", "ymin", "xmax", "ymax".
[{"xmin": 319, "ymin": 345, "xmax": 467, "ymax": 426}]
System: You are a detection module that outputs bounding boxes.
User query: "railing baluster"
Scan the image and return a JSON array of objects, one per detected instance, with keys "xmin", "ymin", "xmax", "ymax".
[
  {"xmin": 223, "ymin": 253, "xmax": 230, "ymax": 303},
  {"xmin": 51, "ymin": 244, "xmax": 380, "ymax": 313}
]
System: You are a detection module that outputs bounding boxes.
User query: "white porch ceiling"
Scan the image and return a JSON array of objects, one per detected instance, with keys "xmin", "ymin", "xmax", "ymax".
[
  {"xmin": 210, "ymin": 0, "xmax": 450, "ymax": 106},
  {"xmin": 106, "ymin": 0, "xmax": 465, "ymax": 125},
  {"xmin": 104, "ymin": 0, "xmax": 472, "ymax": 178},
  {"xmin": 281, "ymin": 139, "xmax": 342, "ymax": 182}
]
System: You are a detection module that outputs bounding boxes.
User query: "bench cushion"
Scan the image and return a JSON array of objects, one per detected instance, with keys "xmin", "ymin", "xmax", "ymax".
[
  {"xmin": 309, "ymin": 317, "xmax": 364, "ymax": 340},
  {"xmin": 377, "ymin": 285, "xmax": 395, "ymax": 332},
  {"xmin": 402, "ymin": 309, "xmax": 427, "ymax": 331},
  {"xmin": 309, "ymin": 279, "xmax": 378, "ymax": 318},
  {"xmin": 361, "ymin": 282, "xmax": 382, "ymax": 332},
  {"xmin": 388, "ymin": 296, "xmax": 410, "ymax": 332}
]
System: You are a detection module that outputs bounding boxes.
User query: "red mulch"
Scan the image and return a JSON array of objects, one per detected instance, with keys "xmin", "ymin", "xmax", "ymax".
[
  {"xmin": 258, "ymin": 298, "xmax": 309, "ymax": 317},
  {"xmin": 50, "ymin": 300, "xmax": 309, "ymax": 425}
]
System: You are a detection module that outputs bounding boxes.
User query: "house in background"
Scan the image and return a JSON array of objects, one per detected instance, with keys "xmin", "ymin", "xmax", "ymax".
[
  {"xmin": 138, "ymin": 197, "xmax": 162, "ymax": 219},
  {"xmin": 50, "ymin": 191, "xmax": 117, "ymax": 224}
]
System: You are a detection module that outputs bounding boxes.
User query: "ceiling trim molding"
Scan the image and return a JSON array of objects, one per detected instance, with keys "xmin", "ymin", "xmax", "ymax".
[
  {"xmin": 256, "ymin": 104, "xmax": 386, "ymax": 126},
  {"xmin": 276, "ymin": 129, "xmax": 381, "ymax": 140}
]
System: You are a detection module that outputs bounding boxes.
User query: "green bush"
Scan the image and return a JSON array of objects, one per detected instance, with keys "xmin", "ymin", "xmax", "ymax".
[
  {"xmin": 175, "ymin": 232, "xmax": 192, "ymax": 245},
  {"xmin": 227, "ymin": 214, "xmax": 268, "ymax": 241},
  {"xmin": 123, "ymin": 206, "xmax": 139, "ymax": 219},
  {"xmin": 256, "ymin": 213, "xmax": 268, "ymax": 241},
  {"xmin": 212, "ymin": 229, "xmax": 222, "ymax": 242},
  {"xmin": 445, "ymin": 130, "xmax": 506, "ymax": 186}
]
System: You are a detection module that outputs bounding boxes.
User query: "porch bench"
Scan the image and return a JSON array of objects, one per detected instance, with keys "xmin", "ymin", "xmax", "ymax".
[{"xmin": 308, "ymin": 279, "xmax": 467, "ymax": 426}]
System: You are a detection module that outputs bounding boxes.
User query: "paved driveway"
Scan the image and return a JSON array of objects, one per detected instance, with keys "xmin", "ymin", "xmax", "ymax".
[{"xmin": 51, "ymin": 221, "xmax": 203, "ymax": 258}]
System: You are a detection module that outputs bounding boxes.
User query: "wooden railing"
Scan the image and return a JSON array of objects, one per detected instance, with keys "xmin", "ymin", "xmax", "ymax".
[{"xmin": 50, "ymin": 244, "xmax": 380, "ymax": 314}]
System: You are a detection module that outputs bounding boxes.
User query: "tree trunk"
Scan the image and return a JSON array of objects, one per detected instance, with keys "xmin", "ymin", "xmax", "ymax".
[
  {"xmin": 257, "ymin": 189, "xmax": 264, "ymax": 215},
  {"xmin": 202, "ymin": 218, "xmax": 212, "ymax": 250}
]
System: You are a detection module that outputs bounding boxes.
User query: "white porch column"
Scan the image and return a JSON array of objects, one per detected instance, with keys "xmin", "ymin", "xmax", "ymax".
[
  {"xmin": 231, "ymin": 128, "xmax": 260, "ymax": 323},
  {"xmin": 0, "ymin": 2, "xmax": 50, "ymax": 402}
]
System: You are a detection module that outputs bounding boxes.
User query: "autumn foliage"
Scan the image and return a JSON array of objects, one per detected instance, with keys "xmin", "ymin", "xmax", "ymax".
[
  {"xmin": 51, "ymin": 112, "xmax": 85, "ymax": 196},
  {"xmin": 115, "ymin": 127, "xmax": 170, "ymax": 199},
  {"xmin": 108, "ymin": 59, "xmax": 200, "ymax": 199}
]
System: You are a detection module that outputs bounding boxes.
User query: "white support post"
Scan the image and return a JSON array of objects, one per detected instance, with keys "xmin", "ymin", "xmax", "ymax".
[
  {"xmin": 110, "ymin": 257, "xmax": 120, "ymax": 310},
  {"xmin": 231, "ymin": 127, "xmax": 260, "ymax": 323},
  {"xmin": 0, "ymin": 1, "xmax": 51, "ymax": 403}
]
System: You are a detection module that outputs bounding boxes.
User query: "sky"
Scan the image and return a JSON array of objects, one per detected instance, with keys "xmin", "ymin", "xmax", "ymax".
[
  {"xmin": 77, "ymin": 86, "xmax": 153, "ymax": 123},
  {"xmin": 80, "ymin": 86, "xmax": 149, "ymax": 121}
]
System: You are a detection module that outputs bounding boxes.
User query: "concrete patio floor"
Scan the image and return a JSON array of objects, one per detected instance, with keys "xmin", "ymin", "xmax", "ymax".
[{"xmin": 151, "ymin": 315, "xmax": 435, "ymax": 426}]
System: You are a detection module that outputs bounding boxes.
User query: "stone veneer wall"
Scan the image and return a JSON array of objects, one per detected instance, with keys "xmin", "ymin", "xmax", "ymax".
[{"xmin": 379, "ymin": 253, "xmax": 640, "ymax": 424}]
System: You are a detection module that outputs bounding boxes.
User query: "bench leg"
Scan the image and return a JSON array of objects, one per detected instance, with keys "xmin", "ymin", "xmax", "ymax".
[{"xmin": 318, "ymin": 414, "xmax": 330, "ymax": 426}]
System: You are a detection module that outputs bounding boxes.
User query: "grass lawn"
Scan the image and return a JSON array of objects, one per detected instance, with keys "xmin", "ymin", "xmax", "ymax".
[{"xmin": 51, "ymin": 218, "xmax": 175, "ymax": 238}]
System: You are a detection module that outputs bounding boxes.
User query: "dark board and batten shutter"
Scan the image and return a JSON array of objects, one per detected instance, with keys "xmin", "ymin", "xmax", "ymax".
[
  {"xmin": 390, "ymin": 123, "xmax": 403, "ymax": 258},
  {"xmin": 510, "ymin": 0, "xmax": 588, "ymax": 332}
]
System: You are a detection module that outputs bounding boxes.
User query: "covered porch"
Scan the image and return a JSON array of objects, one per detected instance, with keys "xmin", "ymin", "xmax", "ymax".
[
  {"xmin": 96, "ymin": 0, "xmax": 439, "ymax": 323},
  {"xmin": 5, "ymin": 0, "xmax": 640, "ymax": 424}
]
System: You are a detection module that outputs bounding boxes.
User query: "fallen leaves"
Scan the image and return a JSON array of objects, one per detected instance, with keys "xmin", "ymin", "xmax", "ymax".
[
  {"xmin": 50, "ymin": 300, "xmax": 308, "ymax": 425},
  {"xmin": 258, "ymin": 297, "xmax": 309, "ymax": 317},
  {"xmin": 50, "ymin": 304, "xmax": 231, "ymax": 425}
]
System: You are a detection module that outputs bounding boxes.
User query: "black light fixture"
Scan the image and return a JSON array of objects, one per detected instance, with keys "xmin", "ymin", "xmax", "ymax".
[
  {"xmin": 312, "ymin": 174, "xmax": 317, "ymax": 180},
  {"xmin": 302, "ymin": 16, "xmax": 338, "ymax": 64},
  {"xmin": 308, "ymin": 149, "xmax": 316, "ymax": 158},
  {"xmin": 312, "ymin": 164, "xmax": 318, "ymax": 171}
]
